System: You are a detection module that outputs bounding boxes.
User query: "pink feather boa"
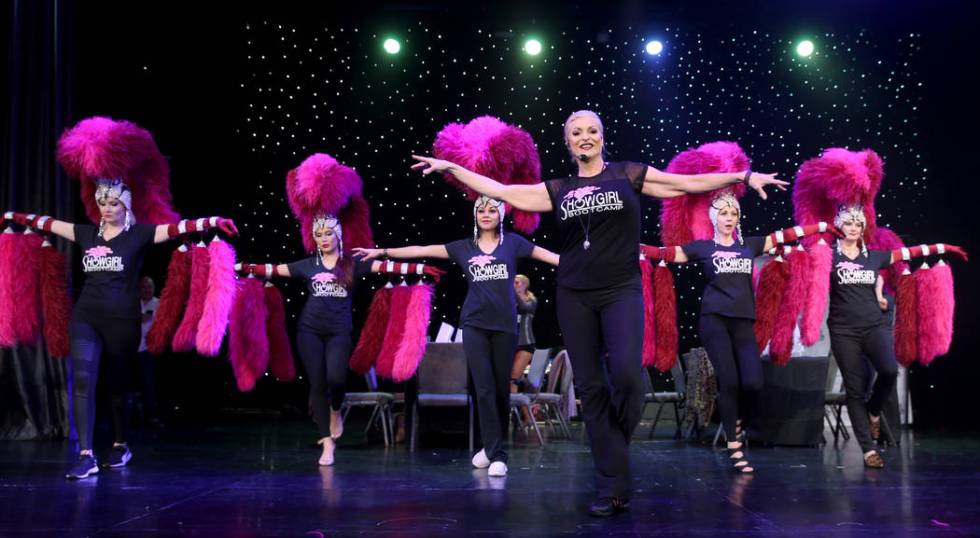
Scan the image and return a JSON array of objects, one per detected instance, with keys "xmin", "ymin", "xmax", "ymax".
[
  {"xmin": 391, "ymin": 284, "xmax": 434, "ymax": 382},
  {"xmin": 375, "ymin": 285, "xmax": 412, "ymax": 379},
  {"xmin": 350, "ymin": 286, "xmax": 392, "ymax": 374},
  {"xmin": 640, "ymin": 258, "xmax": 656, "ymax": 368},
  {"xmin": 264, "ymin": 282, "xmax": 295, "ymax": 382},
  {"xmin": 653, "ymin": 262, "xmax": 678, "ymax": 372},
  {"xmin": 229, "ymin": 277, "xmax": 269, "ymax": 392},
  {"xmin": 916, "ymin": 262, "xmax": 955, "ymax": 365},
  {"xmin": 769, "ymin": 249, "xmax": 811, "ymax": 365},
  {"xmin": 894, "ymin": 270, "xmax": 918, "ymax": 367},
  {"xmin": 10, "ymin": 233, "xmax": 43, "ymax": 346},
  {"xmin": 147, "ymin": 246, "xmax": 192, "ymax": 354},
  {"xmin": 800, "ymin": 241, "xmax": 832, "ymax": 347},
  {"xmin": 40, "ymin": 240, "xmax": 72, "ymax": 357},
  {"xmin": 754, "ymin": 256, "xmax": 789, "ymax": 352},
  {"xmin": 195, "ymin": 239, "xmax": 237, "ymax": 356},
  {"xmin": 0, "ymin": 231, "xmax": 15, "ymax": 347},
  {"xmin": 172, "ymin": 244, "xmax": 210, "ymax": 353}
]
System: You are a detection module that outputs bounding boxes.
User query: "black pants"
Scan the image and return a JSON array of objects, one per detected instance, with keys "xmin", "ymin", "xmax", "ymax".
[
  {"xmin": 69, "ymin": 314, "xmax": 140, "ymax": 451},
  {"xmin": 699, "ymin": 314, "xmax": 763, "ymax": 441},
  {"xmin": 829, "ymin": 324, "xmax": 899, "ymax": 453},
  {"xmin": 296, "ymin": 330, "xmax": 351, "ymax": 438},
  {"xmin": 556, "ymin": 284, "xmax": 645, "ymax": 500},
  {"xmin": 462, "ymin": 326, "xmax": 517, "ymax": 464}
]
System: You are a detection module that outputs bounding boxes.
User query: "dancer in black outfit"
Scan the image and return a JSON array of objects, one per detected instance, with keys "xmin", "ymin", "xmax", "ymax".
[
  {"xmin": 643, "ymin": 192, "xmax": 834, "ymax": 473},
  {"xmin": 238, "ymin": 215, "xmax": 443, "ymax": 466},
  {"xmin": 510, "ymin": 274, "xmax": 538, "ymax": 395},
  {"xmin": 355, "ymin": 196, "xmax": 558, "ymax": 477},
  {"xmin": 6, "ymin": 187, "xmax": 238, "ymax": 479},
  {"xmin": 826, "ymin": 205, "xmax": 966, "ymax": 468},
  {"xmin": 410, "ymin": 109, "xmax": 788, "ymax": 516}
]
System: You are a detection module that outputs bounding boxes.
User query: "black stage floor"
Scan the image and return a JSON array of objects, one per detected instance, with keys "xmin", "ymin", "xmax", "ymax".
[{"xmin": 2, "ymin": 417, "xmax": 978, "ymax": 537}]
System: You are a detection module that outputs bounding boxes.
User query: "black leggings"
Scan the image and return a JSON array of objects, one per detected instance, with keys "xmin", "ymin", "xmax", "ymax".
[
  {"xmin": 698, "ymin": 314, "xmax": 763, "ymax": 441},
  {"xmin": 830, "ymin": 325, "xmax": 898, "ymax": 453},
  {"xmin": 556, "ymin": 284, "xmax": 644, "ymax": 500},
  {"xmin": 69, "ymin": 314, "xmax": 140, "ymax": 451},
  {"xmin": 296, "ymin": 330, "xmax": 351, "ymax": 438},
  {"xmin": 462, "ymin": 326, "xmax": 517, "ymax": 464}
]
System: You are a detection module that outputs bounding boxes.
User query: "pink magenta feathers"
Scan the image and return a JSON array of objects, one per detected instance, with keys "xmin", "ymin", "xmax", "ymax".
[
  {"xmin": 40, "ymin": 241, "xmax": 72, "ymax": 357},
  {"xmin": 916, "ymin": 263, "xmax": 955, "ymax": 365},
  {"xmin": 147, "ymin": 246, "xmax": 192, "ymax": 354},
  {"xmin": 391, "ymin": 284, "xmax": 435, "ymax": 382},
  {"xmin": 659, "ymin": 141, "xmax": 749, "ymax": 245},
  {"xmin": 11, "ymin": 233, "xmax": 42, "ymax": 346},
  {"xmin": 800, "ymin": 241, "xmax": 833, "ymax": 347},
  {"xmin": 350, "ymin": 286, "xmax": 393, "ymax": 374},
  {"xmin": 768, "ymin": 249, "xmax": 811, "ymax": 365},
  {"xmin": 56, "ymin": 116, "xmax": 179, "ymax": 225},
  {"xmin": 172, "ymin": 244, "xmax": 210, "ymax": 352},
  {"xmin": 0, "ymin": 232, "xmax": 15, "ymax": 347},
  {"xmin": 793, "ymin": 148, "xmax": 883, "ymax": 245},
  {"xmin": 285, "ymin": 153, "xmax": 373, "ymax": 255},
  {"xmin": 755, "ymin": 256, "xmax": 789, "ymax": 352},
  {"xmin": 229, "ymin": 277, "xmax": 269, "ymax": 392},
  {"xmin": 894, "ymin": 271, "xmax": 918, "ymax": 367},
  {"xmin": 653, "ymin": 262, "xmax": 678, "ymax": 372},
  {"xmin": 375, "ymin": 286, "xmax": 412, "ymax": 379},
  {"xmin": 432, "ymin": 115, "xmax": 543, "ymax": 234},
  {"xmin": 640, "ymin": 258, "xmax": 657, "ymax": 368},
  {"xmin": 195, "ymin": 239, "xmax": 237, "ymax": 356},
  {"xmin": 264, "ymin": 282, "xmax": 295, "ymax": 382}
]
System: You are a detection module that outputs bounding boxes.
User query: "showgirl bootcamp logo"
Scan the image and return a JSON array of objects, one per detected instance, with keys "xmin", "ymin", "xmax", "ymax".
[
  {"xmin": 835, "ymin": 261, "xmax": 876, "ymax": 285},
  {"xmin": 559, "ymin": 185, "xmax": 623, "ymax": 220},
  {"xmin": 468, "ymin": 254, "xmax": 509, "ymax": 282},
  {"xmin": 311, "ymin": 272, "xmax": 348, "ymax": 297},
  {"xmin": 711, "ymin": 250, "xmax": 752, "ymax": 274},
  {"xmin": 82, "ymin": 246, "xmax": 124, "ymax": 272}
]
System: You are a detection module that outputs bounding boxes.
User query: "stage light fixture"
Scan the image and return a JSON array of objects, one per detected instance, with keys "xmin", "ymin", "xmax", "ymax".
[
  {"xmin": 383, "ymin": 38, "xmax": 401, "ymax": 54},
  {"xmin": 796, "ymin": 40, "xmax": 815, "ymax": 58},
  {"xmin": 524, "ymin": 39, "xmax": 543, "ymax": 56},
  {"xmin": 645, "ymin": 40, "xmax": 664, "ymax": 55}
]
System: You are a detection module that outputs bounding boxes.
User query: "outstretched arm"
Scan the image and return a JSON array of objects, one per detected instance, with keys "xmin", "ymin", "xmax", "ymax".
[
  {"xmin": 410, "ymin": 155, "xmax": 553, "ymax": 212},
  {"xmin": 236, "ymin": 263, "xmax": 292, "ymax": 278},
  {"xmin": 530, "ymin": 246, "xmax": 559, "ymax": 266},
  {"xmin": 353, "ymin": 245, "xmax": 450, "ymax": 261},
  {"xmin": 640, "ymin": 244, "xmax": 689, "ymax": 264},
  {"xmin": 154, "ymin": 217, "xmax": 239, "ymax": 244},
  {"xmin": 640, "ymin": 167, "xmax": 789, "ymax": 200},
  {"xmin": 4, "ymin": 212, "xmax": 77, "ymax": 242},
  {"xmin": 889, "ymin": 243, "xmax": 968, "ymax": 265},
  {"xmin": 764, "ymin": 222, "xmax": 840, "ymax": 251}
]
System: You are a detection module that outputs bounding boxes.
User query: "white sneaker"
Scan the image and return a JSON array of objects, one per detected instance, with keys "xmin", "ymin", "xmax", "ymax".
[
  {"xmin": 488, "ymin": 461, "xmax": 508, "ymax": 477},
  {"xmin": 471, "ymin": 449, "xmax": 491, "ymax": 469}
]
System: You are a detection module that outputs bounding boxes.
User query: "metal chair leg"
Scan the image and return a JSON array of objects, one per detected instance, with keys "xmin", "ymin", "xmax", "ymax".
[
  {"xmin": 672, "ymin": 402, "xmax": 683, "ymax": 439},
  {"xmin": 526, "ymin": 404, "xmax": 545, "ymax": 445},
  {"xmin": 410, "ymin": 403, "xmax": 419, "ymax": 452},
  {"xmin": 649, "ymin": 403, "xmax": 665, "ymax": 439},
  {"xmin": 379, "ymin": 404, "xmax": 390, "ymax": 446}
]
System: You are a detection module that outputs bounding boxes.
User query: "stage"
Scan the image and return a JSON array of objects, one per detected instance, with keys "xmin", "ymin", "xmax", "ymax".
[{"xmin": 1, "ymin": 417, "xmax": 977, "ymax": 537}]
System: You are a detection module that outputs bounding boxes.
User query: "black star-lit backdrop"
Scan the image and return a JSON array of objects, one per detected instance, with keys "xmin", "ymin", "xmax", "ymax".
[{"xmin": 232, "ymin": 19, "xmax": 924, "ymax": 362}]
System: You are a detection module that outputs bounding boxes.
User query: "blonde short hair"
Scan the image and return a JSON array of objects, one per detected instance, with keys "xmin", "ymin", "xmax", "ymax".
[{"xmin": 563, "ymin": 110, "xmax": 604, "ymax": 137}]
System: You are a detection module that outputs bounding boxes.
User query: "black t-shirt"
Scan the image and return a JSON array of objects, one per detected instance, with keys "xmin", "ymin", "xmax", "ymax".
[
  {"xmin": 827, "ymin": 249, "xmax": 892, "ymax": 333},
  {"xmin": 445, "ymin": 232, "xmax": 535, "ymax": 334},
  {"xmin": 287, "ymin": 257, "xmax": 373, "ymax": 335},
  {"xmin": 544, "ymin": 161, "xmax": 647, "ymax": 290},
  {"xmin": 74, "ymin": 223, "xmax": 156, "ymax": 319},
  {"xmin": 682, "ymin": 236, "xmax": 767, "ymax": 319}
]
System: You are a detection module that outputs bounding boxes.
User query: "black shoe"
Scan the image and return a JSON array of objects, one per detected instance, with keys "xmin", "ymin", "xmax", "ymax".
[
  {"xmin": 588, "ymin": 497, "xmax": 630, "ymax": 517},
  {"xmin": 105, "ymin": 443, "xmax": 133, "ymax": 468},
  {"xmin": 66, "ymin": 454, "xmax": 100, "ymax": 479}
]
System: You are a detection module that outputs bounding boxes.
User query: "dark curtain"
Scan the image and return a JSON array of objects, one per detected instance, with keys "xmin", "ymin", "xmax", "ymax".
[{"xmin": 0, "ymin": 0, "xmax": 76, "ymax": 440}]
